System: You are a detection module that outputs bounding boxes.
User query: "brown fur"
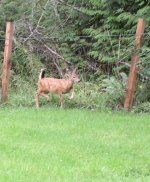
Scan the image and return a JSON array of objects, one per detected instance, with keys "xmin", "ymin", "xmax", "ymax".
[{"xmin": 36, "ymin": 69, "xmax": 80, "ymax": 108}]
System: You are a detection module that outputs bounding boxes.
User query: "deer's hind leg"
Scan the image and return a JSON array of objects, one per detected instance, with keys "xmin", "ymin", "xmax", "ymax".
[
  {"xmin": 36, "ymin": 91, "xmax": 50, "ymax": 109},
  {"xmin": 59, "ymin": 93, "xmax": 64, "ymax": 108}
]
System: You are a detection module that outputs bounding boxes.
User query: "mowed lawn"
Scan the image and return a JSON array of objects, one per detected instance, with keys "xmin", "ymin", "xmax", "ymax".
[{"xmin": 0, "ymin": 108, "xmax": 150, "ymax": 182}]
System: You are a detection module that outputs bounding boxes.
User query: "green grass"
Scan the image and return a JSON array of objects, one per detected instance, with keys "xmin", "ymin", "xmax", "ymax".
[{"xmin": 0, "ymin": 108, "xmax": 150, "ymax": 182}]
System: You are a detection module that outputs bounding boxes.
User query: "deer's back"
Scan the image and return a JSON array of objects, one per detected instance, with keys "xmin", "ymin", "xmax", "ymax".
[{"xmin": 38, "ymin": 78, "xmax": 73, "ymax": 94}]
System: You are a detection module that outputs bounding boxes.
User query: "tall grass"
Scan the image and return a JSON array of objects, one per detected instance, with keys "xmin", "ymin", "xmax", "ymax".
[
  {"xmin": 0, "ymin": 108, "xmax": 150, "ymax": 181},
  {"xmin": 7, "ymin": 81, "xmax": 110, "ymax": 110},
  {"xmin": 0, "ymin": 62, "xmax": 149, "ymax": 112}
]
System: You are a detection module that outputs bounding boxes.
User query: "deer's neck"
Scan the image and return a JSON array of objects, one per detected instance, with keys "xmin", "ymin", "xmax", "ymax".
[{"xmin": 67, "ymin": 79, "xmax": 74, "ymax": 87}]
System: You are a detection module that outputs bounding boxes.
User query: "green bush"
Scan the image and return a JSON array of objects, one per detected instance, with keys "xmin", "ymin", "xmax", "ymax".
[
  {"xmin": 9, "ymin": 76, "xmax": 36, "ymax": 107},
  {"xmin": 132, "ymin": 102, "xmax": 150, "ymax": 113},
  {"xmin": 101, "ymin": 73, "xmax": 127, "ymax": 109},
  {"xmin": 12, "ymin": 47, "xmax": 44, "ymax": 83}
]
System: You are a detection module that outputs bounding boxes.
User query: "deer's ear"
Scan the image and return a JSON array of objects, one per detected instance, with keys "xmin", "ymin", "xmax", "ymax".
[
  {"xmin": 62, "ymin": 68, "xmax": 68, "ymax": 75},
  {"xmin": 73, "ymin": 68, "xmax": 77, "ymax": 73}
]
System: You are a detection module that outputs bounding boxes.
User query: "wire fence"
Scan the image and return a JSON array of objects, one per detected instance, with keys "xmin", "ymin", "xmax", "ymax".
[{"xmin": 0, "ymin": 32, "xmax": 150, "ymax": 41}]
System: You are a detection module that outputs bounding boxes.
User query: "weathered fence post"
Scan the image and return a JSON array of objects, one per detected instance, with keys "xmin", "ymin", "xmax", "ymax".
[
  {"xmin": 1, "ymin": 22, "xmax": 14, "ymax": 103},
  {"xmin": 124, "ymin": 18, "xmax": 145, "ymax": 111}
]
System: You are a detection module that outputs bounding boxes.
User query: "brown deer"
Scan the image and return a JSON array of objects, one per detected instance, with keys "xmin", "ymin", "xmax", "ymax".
[{"xmin": 36, "ymin": 68, "xmax": 80, "ymax": 108}]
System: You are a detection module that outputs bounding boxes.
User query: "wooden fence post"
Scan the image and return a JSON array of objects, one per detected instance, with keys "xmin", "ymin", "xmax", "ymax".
[
  {"xmin": 124, "ymin": 18, "xmax": 145, "ymax": 111},
  {"xmin": 1, "ymin": 22, "xmax": 14, "ymax": 103}
]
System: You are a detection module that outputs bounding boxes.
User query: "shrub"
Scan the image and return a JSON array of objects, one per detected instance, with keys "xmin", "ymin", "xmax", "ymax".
[
  {"xmin": 132, "ymin": 102, "xmax": 150, "ymax": 113},
  {"xmin": 101, "ymin": 73, "xmax": 127, "ymax": 109}
]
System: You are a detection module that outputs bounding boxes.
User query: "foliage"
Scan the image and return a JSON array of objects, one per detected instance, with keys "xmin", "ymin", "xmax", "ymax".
[
  {"xmin": 0, "ymin": 0, "xmax": 25, "ymax": 21},
  {"xmin": 0, "ymin": 0, "xmax": 150, "ymax": 111},
  {"xmin": 132, "ymin": 102, "xmax": 150, "ymax": 113},
  {"xmin": 101, "ymin": 72, "xmax": 128, "ymax": 109},
  {"xmin": 9, "ymin": 76, "xmax": 36, "ymax": 107},
  {"xmin": 12, "ymin": 47, "xmax": 44, "ymax": 82},
  {"xmin": 140, "ymin": 46, "xmax": 150, "ymax": 81}
]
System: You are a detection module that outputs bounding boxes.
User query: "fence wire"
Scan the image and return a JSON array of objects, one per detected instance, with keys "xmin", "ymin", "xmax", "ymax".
[{"xmin": 0, "ymin": 32, "xmax": 150, "ymax": 41}]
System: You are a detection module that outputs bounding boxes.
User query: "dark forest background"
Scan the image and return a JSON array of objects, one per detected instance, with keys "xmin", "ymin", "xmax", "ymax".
[{"xmin": 0, "ymin": 0, "xmax": 150, "ymax": 112}]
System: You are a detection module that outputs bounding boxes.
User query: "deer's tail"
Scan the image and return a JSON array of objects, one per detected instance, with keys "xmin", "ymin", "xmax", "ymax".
[{"xmin": 39, "ymin": 68, "xmax": 46, "ymax": 80}]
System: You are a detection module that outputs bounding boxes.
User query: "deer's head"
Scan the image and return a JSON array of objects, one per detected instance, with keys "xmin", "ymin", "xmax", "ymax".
[{"xmin": 68, "ymin": 68, "xmax": 80, "ymax": 83}]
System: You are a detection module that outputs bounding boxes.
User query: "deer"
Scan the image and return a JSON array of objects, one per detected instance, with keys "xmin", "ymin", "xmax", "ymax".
[{"xmin": 36, "ymin": 68, "xmax": 80, "ymax": 109}]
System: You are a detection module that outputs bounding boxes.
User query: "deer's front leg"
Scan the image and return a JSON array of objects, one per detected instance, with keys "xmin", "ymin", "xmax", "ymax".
[
  {"xmin": 69, "ymin": 88, "xmax": 74, "ymax": 100},
  {"xmin": 40, "ymin": 93, "xmax": 50, "ymax": 101},
  {"xmin": 36, "ymin": 92, "xmax": 40, "ymax": 109}
]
